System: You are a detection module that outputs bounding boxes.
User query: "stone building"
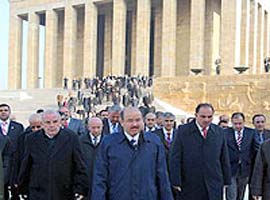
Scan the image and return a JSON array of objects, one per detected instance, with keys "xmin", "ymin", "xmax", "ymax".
[{"xmin": 8, "ymin": 0, "xmax": 270, "ymax": 89}]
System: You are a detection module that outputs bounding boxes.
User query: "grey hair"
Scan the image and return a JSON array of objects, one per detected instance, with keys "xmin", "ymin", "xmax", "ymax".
[
  {"xmin": 28, "ymin": 113, "xmax": 42, "ymax": 122},
  {"xmin": 41, "ymin": 110, "xmax": 61, "ymax": 121},
  {"xmin": 108, "ymin": 105, "xmax": 122, "ymax": 113},
  {"xmin": 162, "ymin": 112, "xmax": 176, "ymax": 120}
]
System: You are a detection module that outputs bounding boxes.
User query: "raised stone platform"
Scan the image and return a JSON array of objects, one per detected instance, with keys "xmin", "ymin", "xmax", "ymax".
[{"xmin": 154, "ymin": 74, "xmax": 270, "ymax": 126}]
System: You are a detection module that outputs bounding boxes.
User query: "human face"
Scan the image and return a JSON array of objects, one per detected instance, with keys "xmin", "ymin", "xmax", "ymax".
[
  {"xmin": 156, "ymin": 116, "xmax": 163, "ymax": 127},
  {"xmin": 59, "ymin": 107, "xmax": 71, "ymax": 118},
  {"xmin": 88, "ymin": 118, "xmax": 103, "ymax": 137},
  {"xmin": 145, "ymin": 114, "xmax": 156, "ymax": 128},
  {"xmin": 195, "ymin": 106, "xmax": 213, "ymax": 128},
  {"xmin": 121, "ymin": 109, "xmax": 144, "ymax": 137},
  {"xmin": 0, "ymin": 106, "xmax": 10, "ymax": 121},
  {"xmin": 109, "ymin": 111, "xmax": 120, "ymax": 124},
  {"xmin": 42, "ymin": 114, "xmax": 61, "ymax": 137},
  {"xmin": 100, "ymin": 111, "xmax": 109, "ymax": 119},
  {"xmin": 232, "ymin": 117, "xmax": 245, "ymax": 132},
  {"xmin": 29, "ymin": 120, "xmax": 42, "ymax": 132},
  {"xmin": 163, "ymin": 117, "xmax": 175, "ymax": 131},
  {"xmin": 219, "ymin": 122, "xmax": 228, "ymax": 129},
  {"xmin": 253, "ymin": 116, "xmax": 265, "ymax": 132}
]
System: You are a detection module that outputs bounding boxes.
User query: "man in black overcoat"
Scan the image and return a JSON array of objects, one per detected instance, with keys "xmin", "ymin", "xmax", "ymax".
[
  {"xmin": 18, "ymin": 110, "xmax": 88, "ymax": 200},
  {"xmin": 170, "ymin": 103, "xmax": 231, "ymax": 200},
  {"xmin": 80, "ymin": 117, "xmax": 103, "ymax": 199}
]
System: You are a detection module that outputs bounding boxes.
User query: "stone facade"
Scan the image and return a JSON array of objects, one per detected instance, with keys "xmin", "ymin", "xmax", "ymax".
[
  {"xmin": 154, "ymin": 75, "xmax": 270, "ymax": 125},
  {"xmin": 8, "ymin": 0, "xmax": 270, "ymax": 89}
]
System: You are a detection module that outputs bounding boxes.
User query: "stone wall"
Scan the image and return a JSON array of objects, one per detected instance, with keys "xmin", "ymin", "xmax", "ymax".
[{"xmin": 154, "ymin": 74, "xmax": 270, "ymax": 125}]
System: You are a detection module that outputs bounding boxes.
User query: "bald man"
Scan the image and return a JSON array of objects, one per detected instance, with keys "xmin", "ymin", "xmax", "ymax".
[
  {"xmin": 92, "ymin": 107, "xmax": 173, "ymax": 200},
  {"xmin": 79, "ymin": 117, "xmax": 103, "ymax": 199}
]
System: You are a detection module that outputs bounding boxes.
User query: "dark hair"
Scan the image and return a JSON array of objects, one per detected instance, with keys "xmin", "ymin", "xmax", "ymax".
[
  {"xmin": 162, "ymin": 112, "xmax": 175, "ymax": 119},
  {"xmin": 231, "ymin": 112, "xmax": 245, "ymax": 121},
  {"xmin": 36, "ymin": 109, "xmax": 44, "ymax": 114},
  {"xmin": 155, "ymin": 111, "xmax": 164, "ymax": 118},
  {"xmin": 195, "ymin": 103, "xmax": 215, "ymax": 113},
  {"xmin": 252, "ymin": 114, "xmax": 266, "ymax": 123},
  {"xmin": 218, "ymin": 120, "xmax": 228, "ymax": 126},
  {"xmin": 0, "ymin": 104, "xmax": 10, "ymax": 111}
]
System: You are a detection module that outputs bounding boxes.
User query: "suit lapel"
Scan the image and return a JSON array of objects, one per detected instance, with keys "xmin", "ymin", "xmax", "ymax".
[{"xmin": 191, "ymin": 121, "xmax": 204, "ymax": 142}]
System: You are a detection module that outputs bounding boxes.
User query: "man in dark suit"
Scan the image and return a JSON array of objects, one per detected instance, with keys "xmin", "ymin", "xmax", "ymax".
[
  {"xmin": 0, "ymin": 103, "xmax": 24, "ymax": 200},
  {"xmin": 18, "ymin": 110, "xmax": 88, "ymax": 200},
  {"xmin": 170, "ymin": 103, "xmax": 231, "ymax": 200},
  {"xmin": 92, "ymin": 107, "xmax": 173, "ymax": 200},
  {"xmin": 250, "ymin": 139, "xmax": 270, "ymax": 200},
  {"xmin": 225, "ymin": 112, "xmax": 256, "ymax": 200},
  {"xmin": 0, "ymin": 134, "xmax": 10, "ymax": 200},
  {"xmin": 153, "ymin": 112, "xmax": 176, "ymax": 158},
  {"xmin": 252, "ymin": 114, "xmax": 270, "ymax": 151},
  {"xmin": 13, "ymin": 113, "xmax": 43, "ymax": 199},
  {"xmin": 102, "ymin": 105, "xmax": 123, "ymax": 135},
  {"xmin": 59, "ymin": 106, "xmax": 85, "ymax": 135},
  {"xmin": 80, "ymin": 117, "xmax": 103, "ymax": 199}
]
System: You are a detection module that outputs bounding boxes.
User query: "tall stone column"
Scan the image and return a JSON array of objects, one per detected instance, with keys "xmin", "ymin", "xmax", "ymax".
[
  {"xmin": 153, "ymin": 2, "xmax": 162, "ymax": 77},
  {"xmin": 45, "ymin": 10, "xmax": 58, "ymax": 88},
  {"xmin": 135, "ymin": 0, "xmax": 151, "ymax": 75},
  {"xmin": 84, "ymin": 1, "xmax": 98, "ymax": 78},
  {"xmin": 189, "ymin": 0, "xmax": 205, "ymax": 72},
  {"xmin": 131, "ymin": 8, "xmax": 137, "ymax": 76},
  {"xmin": 112, "ymin": 0, "xmax": 127, "ymax": 75},
  {"xmin": 240, "ymin": 0, "xmax": 250, "ymax": 68},
  {"xmin": 63, "ymin": 5, "xmax": 77, "ymax": 79},
  {"xmin": 104, "ymin": 10, "xmax": 113, "ymax": 76},
  {"xmin": 249, "ymin": 0, "xmax": 257, "ymax": 74},
  {"xmin": 220, "ymin": 0, "xmax": 237, "ymax": 74},
  {"xmin": 161, "ymin": 0, "xmax": 177, "ymax": 76},
  {"xmin": 256, "ymin": 5, "xmax": 263, "ymax": 74},
  {"xmin": 264, "ymin": 11, "xmax": 268, "ymax": 59},
  {"xmin": 8, "ymin": 13, "xmax": 23, "ymax": 89},
  {"xmin": 27, "ymin": 12, "xmax": 40, "ymax": 89}
]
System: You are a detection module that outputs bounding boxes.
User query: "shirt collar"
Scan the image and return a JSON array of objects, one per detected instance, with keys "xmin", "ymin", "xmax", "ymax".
[
  {"xmin": 89, "ymin": 133, "xmax": 101, "ymax": 141},
  {"xmin": 162, "ymin": 127, "xmax": 173, "ymax": 135},
  {"xmin": 0, "ymin": 119, "xmax": 10, "ymax": 126},
  {"xmin": 195, "ymin": 120, "xmax": 209, "ymax": 132},
  {"xmin": 123, "ymin": 131, "xmax": 140, "ymax": 145},
  {"xmin": 234, "ymin": 128, "xmax": 244, "ymax": 135}
]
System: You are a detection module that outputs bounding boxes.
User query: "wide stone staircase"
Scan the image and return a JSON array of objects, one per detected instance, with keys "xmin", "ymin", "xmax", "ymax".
[{"xmin": 0, "ymin": 88, "xmax": 190, "ymax": 126}]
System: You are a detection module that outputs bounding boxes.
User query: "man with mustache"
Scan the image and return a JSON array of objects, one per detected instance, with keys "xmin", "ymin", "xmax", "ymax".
[{"xmin": 91, "ymin": 107, "xmax": 173, "ymax": 200}]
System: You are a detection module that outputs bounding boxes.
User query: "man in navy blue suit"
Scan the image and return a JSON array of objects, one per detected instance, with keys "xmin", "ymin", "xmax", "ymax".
[
  {"xmin": 252, "ymin": 114, "xmax": 270, "ymax": 151},
  {"xmin": 0, "ymin": 104, "xmax": 24, "ymax": 200},
  {"xmin": 225, "ymin": 112, "xmax": 256, "ymax": 200},
  {"xmin": 59, "ymin": 106, "xmax": 85, "ymax": 135}
]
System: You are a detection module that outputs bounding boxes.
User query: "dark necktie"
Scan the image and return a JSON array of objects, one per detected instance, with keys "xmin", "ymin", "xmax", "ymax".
[
  {"xmin": 93, "ymin": 136, "xmax": 98, "ymax": 146},
  {"xmin": 166, "ymin": 132, "xmax": 171, "ymax": 147},
  {"xmin": 236, "ymin": 131, "xmax": 242, "ymax": 149},
  {"xmin": 202, "ymin": 127, "xmax": 207, "ymax": 139}
]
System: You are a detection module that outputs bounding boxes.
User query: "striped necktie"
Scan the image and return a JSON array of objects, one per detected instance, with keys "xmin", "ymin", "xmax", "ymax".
[
  {"xmin": 236, "ymin": 131, "xmax": 242, "ymax": 149},
  {"xmin": 1, "ymin": 121, "xmax": 8, "ymax": 136}
]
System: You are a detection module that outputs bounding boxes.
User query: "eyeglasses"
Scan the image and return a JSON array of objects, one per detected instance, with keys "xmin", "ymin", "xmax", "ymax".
[{"xmin": 0, "ymin": 109, "xmax": 9, "ymax": 112}]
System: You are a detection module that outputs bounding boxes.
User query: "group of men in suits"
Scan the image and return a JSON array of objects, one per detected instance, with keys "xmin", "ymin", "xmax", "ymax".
[{"xmin": 1, "ymin": 101, "xmax": 270, "ymax": 200}]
